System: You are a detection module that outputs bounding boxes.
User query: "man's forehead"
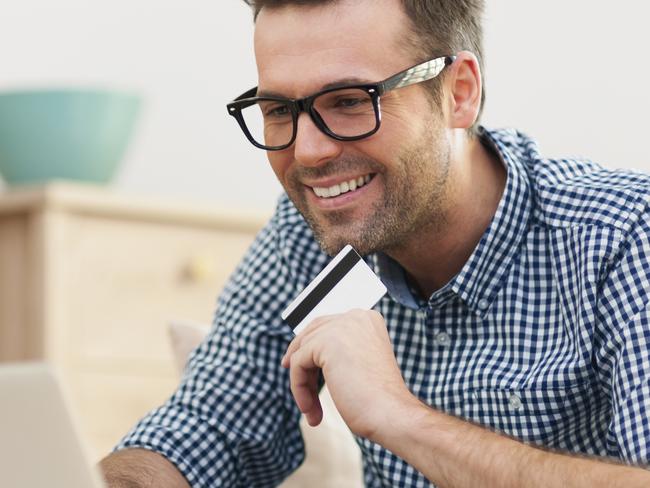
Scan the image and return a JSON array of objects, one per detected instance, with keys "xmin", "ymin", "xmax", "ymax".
[{"xmin": 253, "ymin": 0, "xmax": 411, "ymax": 96}]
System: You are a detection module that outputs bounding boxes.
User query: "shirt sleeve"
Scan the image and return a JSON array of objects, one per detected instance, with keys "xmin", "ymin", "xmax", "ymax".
[
  {"xmin": 607, "ymin": 305, "xmax": 650, "ymax": 463},
  {"xmin": 596, "ymin": 201, "xmax": 650, "ymax": 464},
  {"xmin": 114, "ymin": 213, "xmax": 306, "ymax": 487}
]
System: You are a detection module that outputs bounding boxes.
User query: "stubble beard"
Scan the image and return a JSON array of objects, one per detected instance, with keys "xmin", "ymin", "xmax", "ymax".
[{"xmin": 286, "ymin": 127, "xmax": 452, "ymax": 257}]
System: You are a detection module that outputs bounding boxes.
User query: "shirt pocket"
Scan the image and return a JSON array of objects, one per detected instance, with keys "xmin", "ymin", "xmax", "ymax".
[{"xmin": 462, "ymin": 385, "xmax": 588, "ymax": 447}]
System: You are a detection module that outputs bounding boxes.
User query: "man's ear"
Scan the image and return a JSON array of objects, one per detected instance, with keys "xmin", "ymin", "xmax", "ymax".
[{"xmin": 445, "ymin": 51, "xmax": 482, "ymax": 129}]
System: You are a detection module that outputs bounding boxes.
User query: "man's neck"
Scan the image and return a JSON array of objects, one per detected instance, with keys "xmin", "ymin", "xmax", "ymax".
[{"xmin": 387, "ymin": 132, "xmax": 506, "ymax": 300}]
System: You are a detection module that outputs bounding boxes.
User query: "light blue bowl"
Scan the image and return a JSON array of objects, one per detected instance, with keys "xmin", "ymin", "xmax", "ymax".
[{"xmin": 0, "ymin": 89, "xmax": 141, "ymax": 185}]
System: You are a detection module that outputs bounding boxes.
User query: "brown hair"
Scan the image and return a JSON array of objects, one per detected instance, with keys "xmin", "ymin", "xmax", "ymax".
[{"xmin": 243, "ymin": 0, "xmax": 486, "ymax": 131}]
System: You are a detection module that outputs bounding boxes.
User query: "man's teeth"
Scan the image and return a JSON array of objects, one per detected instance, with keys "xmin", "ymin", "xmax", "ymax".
[{"xmin": 313, "ymin": 175, "xmax": 372, "ymax": 198}]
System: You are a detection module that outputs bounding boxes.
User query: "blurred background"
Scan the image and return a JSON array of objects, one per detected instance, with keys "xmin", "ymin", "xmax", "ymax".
[
  {"xmin": 1, "ymin": 0, "xmax": 648, "ymax": 211},
  {"xmin": 0, "ymin": 0, "xmax": 649, "ymax": 476}
]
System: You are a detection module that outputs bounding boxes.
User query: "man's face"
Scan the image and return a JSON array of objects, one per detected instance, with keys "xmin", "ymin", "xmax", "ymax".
[{"xmin": 254, "ymin": 0, "xmax": 454, "ymax": 256}]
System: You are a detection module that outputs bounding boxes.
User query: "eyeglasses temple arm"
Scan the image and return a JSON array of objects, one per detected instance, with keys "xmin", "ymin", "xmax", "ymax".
[
  {"xmin": 379, "ymin": 55, "xmax": 456, "ymax": 93},
  {"xmin": 236, "ymin": 87, "xmax": 259, "ymax": 100},
  {"xmin": 227, "ymin": 87, "xmax": 261, "ymax": 112}
]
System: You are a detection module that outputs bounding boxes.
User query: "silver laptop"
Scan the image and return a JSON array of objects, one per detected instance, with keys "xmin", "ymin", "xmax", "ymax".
[{"xmin": 0, "ymin": 362, "xmax": 106, "ymax": 488}]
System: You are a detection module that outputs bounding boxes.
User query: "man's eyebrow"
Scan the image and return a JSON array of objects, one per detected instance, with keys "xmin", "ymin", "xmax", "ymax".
[
  {"xmin": 321, "ymin": 77, "xmax": 373, "ymax": 90},
  {"xmin": 256, "ymin": 77, "xmax": 374, "ymax": 99}
]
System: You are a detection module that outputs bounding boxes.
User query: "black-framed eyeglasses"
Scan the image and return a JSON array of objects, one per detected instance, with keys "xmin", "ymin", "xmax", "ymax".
[{"xmin": 226, "ymin": 55, "xmax": 456, "ymax": 151}]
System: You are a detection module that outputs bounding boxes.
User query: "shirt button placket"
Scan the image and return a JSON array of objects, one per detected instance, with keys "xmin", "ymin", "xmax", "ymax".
[
  {"xmin": 509, "ymin": 393, "xmax": 523, "ymax": 411},
  {"xmin": 434, "ymin": 331, "xmax": 451, "ymax": 347}
]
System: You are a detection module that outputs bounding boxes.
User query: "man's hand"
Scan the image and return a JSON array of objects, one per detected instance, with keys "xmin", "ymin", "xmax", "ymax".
[{"xmin": 281, "ymin": 309, "xmax": 414, "ymax": 440}]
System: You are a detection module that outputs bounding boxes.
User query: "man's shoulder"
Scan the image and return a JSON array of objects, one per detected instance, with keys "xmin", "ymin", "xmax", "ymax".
[
  {"xmin": 213, "ymin": 194, "xmax": 328, "ymax": 331},
  {"xmin": 533, "ymin": 161, "xmax": 650, "ymax": 232},
  {"xmin": 246, "ymin": 193, "xmax": 329, "ymax": 287},
  {"xmin": 497, "ymin": 129, "xmax": 650, "ymax": 233}
]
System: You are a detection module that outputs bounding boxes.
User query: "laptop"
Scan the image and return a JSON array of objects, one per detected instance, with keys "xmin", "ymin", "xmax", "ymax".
[{"xmin": 0, "ymin": 362, "xmax": 107, "ymax": 488}]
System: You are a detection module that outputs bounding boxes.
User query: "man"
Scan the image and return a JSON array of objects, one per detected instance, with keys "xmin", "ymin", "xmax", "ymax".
[{"xmin": 100, "ymin": 0, "xmax": 650, "ymax": 486}]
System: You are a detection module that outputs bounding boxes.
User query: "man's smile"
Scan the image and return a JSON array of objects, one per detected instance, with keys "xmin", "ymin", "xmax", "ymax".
[
  {"xmin": 309, "ymin": 174, "xmax": 374, "ymax": 198},
  {"xmin": 303, "ymin": 173, "xmax": 378, "ymax": 210}
]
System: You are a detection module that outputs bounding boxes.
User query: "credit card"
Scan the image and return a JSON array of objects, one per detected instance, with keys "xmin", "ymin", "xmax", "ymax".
[{"xmin": 281, "ymin": 244, "xmax": 387, "ymax": 335}]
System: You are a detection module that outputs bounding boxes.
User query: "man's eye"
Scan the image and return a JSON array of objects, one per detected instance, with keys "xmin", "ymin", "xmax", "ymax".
[
  {"xmin": 264, "ymin": 104, "xmax": 290, "ymax": 117},
  {"xmin": 335, "ymin": 97, "xmax": 367, "ymax": 108}
]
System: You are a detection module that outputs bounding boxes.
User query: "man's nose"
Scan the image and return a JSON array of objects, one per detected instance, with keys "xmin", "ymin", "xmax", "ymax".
[{"xmin": 292, "ymin": 112, "xmax": 343, "ymax": 167}]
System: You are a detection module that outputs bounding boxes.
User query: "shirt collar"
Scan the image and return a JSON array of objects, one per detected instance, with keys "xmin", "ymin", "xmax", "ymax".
[{"xmin": 371, "ymin": 127, "xmax": 534, "ymax": 317}]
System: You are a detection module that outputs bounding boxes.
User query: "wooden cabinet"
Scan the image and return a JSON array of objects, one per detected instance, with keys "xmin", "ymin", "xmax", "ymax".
[{"xmin": 0, "ymin": 183, "xmax": 266, "ymax": 459}]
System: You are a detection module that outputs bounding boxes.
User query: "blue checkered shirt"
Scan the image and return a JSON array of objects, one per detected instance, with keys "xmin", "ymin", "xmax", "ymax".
[{"xmin": 116, "ymin": 128, "xmax": 650, "ymax": 487}]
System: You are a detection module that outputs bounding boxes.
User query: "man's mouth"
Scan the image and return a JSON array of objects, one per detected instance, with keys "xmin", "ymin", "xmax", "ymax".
[{"xmin": 311, "ymin": 174, "xmax": 374, "ymax": 199}]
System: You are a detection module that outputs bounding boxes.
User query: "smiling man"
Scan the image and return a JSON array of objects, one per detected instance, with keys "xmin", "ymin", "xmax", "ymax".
[{"xmin": 101, "ymin": 1, "xmax": 650, "ymax": 487}]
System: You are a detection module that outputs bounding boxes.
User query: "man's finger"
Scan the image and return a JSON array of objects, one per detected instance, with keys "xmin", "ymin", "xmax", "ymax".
[
  {"xmin": 281, "ymin": 334, "xmax": 302, "ymax": 368},
  {"xmin": 281, "ymin": 314, "xmax": 336, "ymax": 368},
  {"xmin": 288, "ymin": 348, "xmax": 323, "ymax": 425}
]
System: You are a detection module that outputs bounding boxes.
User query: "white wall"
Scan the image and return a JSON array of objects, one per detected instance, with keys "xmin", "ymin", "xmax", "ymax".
[
  {"xmin": 483, "ymin": 1, "xmax": 650, "ymax": 170},
  {"xmin": 1, "ymin": 1, "xmax": 649, "ymax": 212}
]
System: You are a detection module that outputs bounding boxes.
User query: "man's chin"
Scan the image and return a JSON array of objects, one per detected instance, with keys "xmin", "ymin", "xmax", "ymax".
[
  {"xmin": 303, "ymin": 217, "xmax": 359, "ymax": 255},
  {"xmin": 292, "ymin": 197, "xmax": 379, "ymax": 255},
  {"xmin": 310, "ymin": 225, "xmax": 353, "ymax": 256},
  {"xmin": 312, "ymin": 223, "xmax": 383, "ymax": 257}
]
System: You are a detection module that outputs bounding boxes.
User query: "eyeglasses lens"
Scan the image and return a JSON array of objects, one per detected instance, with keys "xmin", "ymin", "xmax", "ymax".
[
  {"xmin": 313, "ymin": 88, "xmax": 376, "ymax": 138},
  {"xmin": 239, "ymin": 100, "xmax": 293, "ymax": 149}
]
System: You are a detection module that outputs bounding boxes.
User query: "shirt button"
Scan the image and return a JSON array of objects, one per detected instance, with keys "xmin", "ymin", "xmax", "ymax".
[
  {"xmin": 477, "ymin": 299, "xmax": 489, "ymax": 311},
  {"xmin": 509, "ymin": 393, "xmax": 523, "ymax": 411},
  {"xmin": 435, "ymin": 332, "xmax": 451, "ymax": 347}
]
